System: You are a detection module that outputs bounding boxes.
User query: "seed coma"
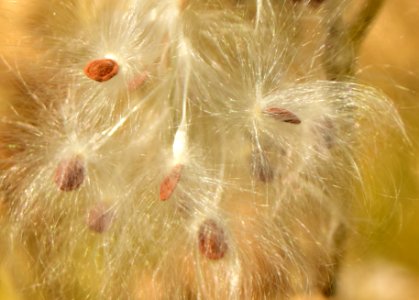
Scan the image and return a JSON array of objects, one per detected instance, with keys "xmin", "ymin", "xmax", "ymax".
[
  {"xmin": 198, "ymin": 219, "xmax": 228, "ymax": 260},
  {"xmin": 159, "ymin": 164, "xmax": 183, "ymax": 201},
  {"xmin": 54, "ymin": 155, "xmax": 85, "ymax": 191},
  {"xmin": 87, "ymin": 203, "xmax": 113, "ymax": 233},
  {"xmin": 84, "ymin": 58, "xmax": 119, "ymax": 82},
  {"xmin": 263, "ymin": 107, "xmax": 301, "ymax": 124}
]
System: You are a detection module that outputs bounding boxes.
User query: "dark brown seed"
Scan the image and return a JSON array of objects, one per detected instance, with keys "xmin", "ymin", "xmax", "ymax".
[
  {"xmin": 263, "ymin": 107, "xmax": 301, "ymax": 124},
  {"xmin": 87, "ymin": 203, "xmax": 113, "ymax": 233},
  {"xmin": 159, "ymin": 164, "xmax": 183, "ymax": 201},
  {"xmin": 54, "ymin": 155, "xmax": 85, "ymax": 191},
  {"xmin": 84, "ymin": 58, "xmax": 119, "ymax": 82},
  {"xmin": 198, "ymin": 219, "xmax": 228, "ymax": 260}
]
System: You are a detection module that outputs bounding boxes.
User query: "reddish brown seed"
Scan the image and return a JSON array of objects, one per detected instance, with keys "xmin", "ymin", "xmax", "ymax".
[
  {"xmin": 263, "ymin": 107, "xmax": 301, "ymax": 124},
  {"xmin": 159, "ymin": 164, "xmax": 183, "ymax": 201},
  {"xmin": 84, "ymin": 58, "xmax": 119, "ymax": 82},
  {"xmin": 87, "ymin": 203, "xmax": 113, "ymax": 233},
  {"xmin": 54, "ymin": 155, "xmax": 85, "ymax": 191},
  {"xmin": 198, "ymin": 219, "xmax": 228, "ymax": 260}
]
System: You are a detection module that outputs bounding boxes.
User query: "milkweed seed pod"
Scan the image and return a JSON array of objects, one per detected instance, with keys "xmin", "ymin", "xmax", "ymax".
[{"xmin": 0, "ymin": 0, "xmax": 405, "ymax": 299}]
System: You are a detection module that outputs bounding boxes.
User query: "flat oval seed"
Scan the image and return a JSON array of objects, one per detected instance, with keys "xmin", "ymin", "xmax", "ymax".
[
  {"xmin": 159, "ymin": 164, "xmax": 183, "ymax": 201},
  {"xmin": 87, "ymin": 203, "xmax": 113, "ymax": 233},
  {"xmin": 198, "ymin": 219, "xmax": 228, "ymax": 260},
  {"xmin": 263, "ymin": 107, "xmax": 301, "ymax": 124},
  {"xmin": 54, "ymin": 156, "xmax": 85, "ymax": 192},
  {"xmin": 84, "ymin": 58, "xmax": 119, "ymax": 82}
]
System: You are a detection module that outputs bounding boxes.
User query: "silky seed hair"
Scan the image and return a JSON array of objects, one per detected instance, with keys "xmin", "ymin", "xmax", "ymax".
[{"xmin": 0, "ymin": 0, "xmax": 405, "ymax": 299}]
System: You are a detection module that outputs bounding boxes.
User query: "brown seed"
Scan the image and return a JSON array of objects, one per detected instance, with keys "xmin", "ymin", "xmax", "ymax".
[
  {"xmin": 87, "ymin": 203, "xmax": 113, "ymax": 233},
  {"xmin": 263, "ymin": 107, "xmax": 301, "ymax": 124},
  {"xmin": 84, "ymin": 58, "xmax": 119, "ymax": 82},
  {"xmin": 321, "ymin": 117, "xmax": 335, "ymax": 149},
  {"xmin": 159, "ymin": 164, "xmax": 183, "ymax": 201},
  {"xmin": 54, "ymin": 155, "xmax": 85, "ymax": 191},
  {"xmin": 198, "ymin": 219, "xmax": 228, "ymax": 260},
  {"xmin": 251, "ymin": 151, "xmax": 274, "ymax": 183},
  {"xmin": 128, "ymin": 71, "xmax": 149, "ymax": 91}
]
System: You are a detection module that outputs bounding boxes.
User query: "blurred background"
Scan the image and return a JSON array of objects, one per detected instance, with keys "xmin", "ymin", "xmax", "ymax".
[
  {"xmin": 339, "ymin": 0, "xmax": 419, "ymax": 298},
  {"xmin": 357, "ymin": 0, "xmax": 419, "ymax": 270}
]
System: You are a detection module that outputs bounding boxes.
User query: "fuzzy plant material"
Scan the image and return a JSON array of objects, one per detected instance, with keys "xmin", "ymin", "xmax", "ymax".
[{"xmin": 0, "ymin": 0, "xmax": 405, "ymax": 299}]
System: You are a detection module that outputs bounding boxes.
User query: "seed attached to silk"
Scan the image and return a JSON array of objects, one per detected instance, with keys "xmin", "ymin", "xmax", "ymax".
[
  {"xmin": 87, "ymin": 203, "xmax": 113, "ymax": 233},
  {"xmin": 263, "ymin": 107, "xmax": 301, "ymax": 124},
  {"xmin": 159, "ymin": 164, "xmax": 183, "ymax": 201},
  {"xmin": 251, "ymin": 151, "xmax": 274, "ymax": 183},
  {"xmin": 54, "ymin": 155, "xmax": 85, "ymax": 192},
  {"xmin": 320, "ymin": 117, "xmax": 335, "ymax": 149},
  {"xmin": 84, "ymin": 58, "xmax": 119, "ymax": 82},
  {"xmin": 198, "ymin": 219, "xmax": 228, "ymax": 260},
  {"xmin": 128, "ymin": 71, "xmax": 149, "ymax": 91}
]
